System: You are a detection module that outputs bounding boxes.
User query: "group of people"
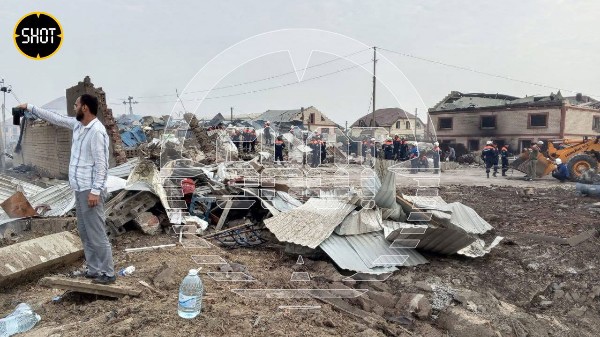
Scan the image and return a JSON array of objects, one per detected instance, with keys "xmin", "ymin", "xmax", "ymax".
[
  {"xmin": 359, "ymin": 135, "xmax": 443, "ymax": 174},
  {"xmin": 231, "ymin": 127, "xmax": 257, "ymax": 153},
  {"xmin": 481, "ymin": 141, "xmax": 511, "ymax": 178},
  {"xmin": 308, "ymin": 134, "xmax": 327, "ymax": 167},
  {"xmin": 481, "ymin": 140, "xmax": 570, "ymax": 182}
]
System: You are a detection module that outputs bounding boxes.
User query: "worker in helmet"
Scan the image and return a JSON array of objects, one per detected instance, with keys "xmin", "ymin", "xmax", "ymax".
[
  {"xmin": 383, "ymin": 137, "xmax": 394, "ymax": 160},
  {"xmin": 551, "ymin": 158, "xmax": 569, "ymax": 182},
  {"xmin": 481, "ymin": 140, "xmax": 496, "ymax": 178}
]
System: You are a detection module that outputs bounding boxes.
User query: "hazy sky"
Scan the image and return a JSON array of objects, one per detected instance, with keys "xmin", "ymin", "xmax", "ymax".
[{"xmin": 1, "ymin": 0, "xmax": 598, "ymax": 126}]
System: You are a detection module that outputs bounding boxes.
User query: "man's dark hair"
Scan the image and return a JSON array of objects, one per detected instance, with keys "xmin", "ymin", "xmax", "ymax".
[{"xmin": 80, "ymin": 94, "xmax": 99, "ymax": 115}]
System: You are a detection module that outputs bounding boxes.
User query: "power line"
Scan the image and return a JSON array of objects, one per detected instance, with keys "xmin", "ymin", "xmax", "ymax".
[
  {"xmin": 135, "ymin": 61, "xmax": 371, "ymax": 104},
  {"xmin": 378, "ymin": 47, "xmax": 600, "ymax": 98},
  {"xmin": 129, "ymin": 48, "xmax": 370, "ymax": 100}
]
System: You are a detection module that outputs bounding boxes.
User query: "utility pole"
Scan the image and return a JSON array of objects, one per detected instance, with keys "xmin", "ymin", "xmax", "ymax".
[
  {"xmin": 0, "ymin": 79, "xmax": 11, "ymax": 171},
  {"xmin": 371, "ymin": 46, "xmax": 377, "ymax": 127},
  {"xmin": 230, "ymin": 107, "xmax": 233, "ymax": 122},
  {"xmin": 414, "ymin": 108, "xmax": 418, "ymax": 142},
  {"xmin": 122, "ymin": 96, "xmax": 138, "ymax": 115}
]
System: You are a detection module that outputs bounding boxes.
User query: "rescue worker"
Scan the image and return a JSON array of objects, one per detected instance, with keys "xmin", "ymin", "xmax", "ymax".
[
  {"xmin": 250, "ymin": 129, "xmax": 257, "ymax": 153},
  {"xmin": 432, "ymin": 141, "xmax": 441, "ymax": 174},
  {"xmin": 274, "ymin": 135, "xmax": 285, "ymax": 165},
  {"xmin": 320, "ymin": 136, "xmax": 327, "ymax": 164},
  {"xmin": 409, "ymin": 142, "xmax": 419, "ymax": 174},
  {"xmin": 399, "ymin": 137, "xmax": 409, "ymax": 161},
  {"xmin": 481, "ymin": 140, "xmax": 496, "ymax": 178},
  {"xmin": 232, "ymin": 129, "xmax": 241, "ymax": 150},
  {"xmin": 310, "ymin": 137, "xmax": 321, "ymax": 167},
  {"xmin": 264, "ymin": 121, "xmax": 272, "ymax": 146},
  {"xmin": 500, "ymin": 144, "xmax": 510, "ymax": 176},
  {"xmin": 526, "ymin": 144, "xmax": 540, "ymax": 181},
  {"xmin": 418, "ymin": 153, "xmax": 429, "ymax": 172},
  {"xmin": 361, "ymin": 137, "xmax": 369, "ymax": 163},
  {"xmin": 492, "ymin": 143, "xmax": 500, "ymax": 177},
  {"xmin": 393, "ymin": 135, "xmax": 401, "ymax": 161},
  {"xmin": 367, "ymin": 138, "xmax": 377, "ymax": 166},
  {"xmin": 242, "ymin": 127, "xmax": 251, "ymax": 153},
  {"xmin": 551, "ymin": 158, "xmax": 569, "ymax": 182},
  {"xmin": 383, "ymin": 137, "xmax": 394, "ymax": 160}
]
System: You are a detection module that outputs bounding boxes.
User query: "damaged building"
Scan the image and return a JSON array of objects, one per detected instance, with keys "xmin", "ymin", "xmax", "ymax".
[
  {"xmin": 350, "ymin": 108, "xmax": 428, "ymax": 141},
  {"xmin": 255, "ymin": 106, "xmax": 337, "ymax": 131},
  {"xmin": 17, "ymin": 76, "xmax": 126, "ymax": 178},
  {"xmin": 429, "ymin": 91, "xmax": 600, "ymax": 152}
]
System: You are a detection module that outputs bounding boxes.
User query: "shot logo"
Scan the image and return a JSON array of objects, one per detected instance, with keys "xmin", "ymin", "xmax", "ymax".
[{"xmin": 13, "ymin": 12, "xmax": 63, "ymax": 60}]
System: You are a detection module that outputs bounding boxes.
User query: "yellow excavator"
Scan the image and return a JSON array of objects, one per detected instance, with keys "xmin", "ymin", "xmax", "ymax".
[{"xmin": 511, "ymin": 136, "xmax": 600, "ymax": 180}]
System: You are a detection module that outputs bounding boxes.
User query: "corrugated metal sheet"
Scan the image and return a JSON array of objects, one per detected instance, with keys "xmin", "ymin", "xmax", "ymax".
[
  {"xmin": 382, "ymin": 221, "xmax": 475, "ymax": 255},
  {"xmin": 271, "ymin": 191, "xmax": 303, "ymax": 213},
  {"xmin": 264, "ymin": 198, "xmax": 355, "ymax": 249},
  {"xmin": 457, "ymin": 236, "xmax": 504, "ymax": 257},
  {"xmin": 320, "ymin": 232, "xmax": 428, "ymax": 274},
  {"xmin": 374, "ymin": 170, "xmax": 404, "ymax": 221},
  {"xmin": 108, "ymin": 158, "xmax": 140, "ymax": 178},
  {"xmin": 334, "ymin": 208, "xmax": 382, "ymax": 235},
  {"xmin": 0, "ymin": 176, "xmax": 45, "ymax": 203},
  {"xmin": 28, "ymin": 183, "xmax": 75, "ymax": 216},
  {"xmin": 402, "ymin": 195, "xmax": 450, "ymax": 213},
  {"xmin": 448, "ymin": 202, "xmax": 493, "ymax": 234}
]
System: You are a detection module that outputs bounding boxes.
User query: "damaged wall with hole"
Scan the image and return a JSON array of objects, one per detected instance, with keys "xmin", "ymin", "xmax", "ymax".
[{"xmin": 18, "ymin": 76, "xmax": 126, "ymax": 178}]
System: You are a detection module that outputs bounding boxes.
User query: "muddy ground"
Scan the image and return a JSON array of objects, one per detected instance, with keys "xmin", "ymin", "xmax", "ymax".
[{"xmin": 1, "ymin": 173, "xmax": 599, "ymax": 337}]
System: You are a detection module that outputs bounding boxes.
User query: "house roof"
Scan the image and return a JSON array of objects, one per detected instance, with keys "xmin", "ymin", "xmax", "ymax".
[
  {"xmin": 351, "ymin": 108, "xmax": 419, "ymax": 127},
  {"xmin": 208, "ymin": 113, "xmax": 225, "ymax": 126},
  {"xmin": 256, "ymin": 109, "xmax": 303, "ymax": 123},
  {"xmin": 430, "ymin": 91, "xmax": 600, "ymax": 113}
]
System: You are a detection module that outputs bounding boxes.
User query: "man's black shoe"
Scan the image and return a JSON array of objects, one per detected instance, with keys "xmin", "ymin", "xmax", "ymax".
[
  {"xmin": 85, "ymin": 273, "xmax": 98, "ymax": 279},
  {"xmin": 92, "ymin": 274, "xmax": 116, "ymax": 285}
]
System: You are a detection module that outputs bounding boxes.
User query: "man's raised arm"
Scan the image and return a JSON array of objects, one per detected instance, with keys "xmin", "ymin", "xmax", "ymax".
[{"xmin": 18, "ymin": 103, "xmax": 78, "ymax": 130}]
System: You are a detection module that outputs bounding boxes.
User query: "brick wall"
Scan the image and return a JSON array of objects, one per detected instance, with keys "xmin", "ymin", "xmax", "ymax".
[
  {"xmin": 19, "ymin": 123, "xmax": 71, "ymax": 178},
  {"xmin": 564, "ymin": 106, "xmax": 600, "ymax": 136},
  {"xmin": 432, "ymin": 106, "xmax": 565, "ymax": 150}
]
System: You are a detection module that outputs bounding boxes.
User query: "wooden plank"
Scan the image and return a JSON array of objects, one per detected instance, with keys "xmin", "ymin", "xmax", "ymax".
[
  {"xmin": 215, "ymin": 198, "xmax": 233, "ymax": 231},
  {"xmin": 567, "ymin": 229, "xmax": 599, "ymax": 247},
  {"xmin": 39, "ymin": 277, "xmax": 142, "ymax": 298}
]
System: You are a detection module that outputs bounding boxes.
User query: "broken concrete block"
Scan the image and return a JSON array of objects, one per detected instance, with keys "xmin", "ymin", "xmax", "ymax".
[
  {"xmin": 366, "ymin": 290, "xmax": 398, "ymax": 309},
  {"xmin": 437, "ymin": 306, "xmax": 497, "ymax": 337},
  {"xmin": 134, "ymin": 212, "xmax": 160, "ymax": 235},
  {"xmin": 0, "ymin": 231, "xmax": 83, "ymax": 286},
  {"xmin": 28, "ymin": 217, "xmax": 77, "ymax": 235},
  {"xmin": 396, "ymin": 293, "xmax": 432, "ymax": 319}
]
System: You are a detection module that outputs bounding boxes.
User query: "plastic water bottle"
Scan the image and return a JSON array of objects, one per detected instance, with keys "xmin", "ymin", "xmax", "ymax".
[
  {"xmin": 178, "ymin": 269, "xmax": 203, "ymax": 319},
  {"xmin": 118, "ymin": 266, "xmax": 135, "ymax": 276},
  {"xmin": 0, "ymin": 303, "xmax": 41, "ymax": 337}
]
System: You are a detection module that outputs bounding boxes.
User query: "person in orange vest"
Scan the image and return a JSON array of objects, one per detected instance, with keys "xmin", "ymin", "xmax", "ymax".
[
  {"xmin": 481, "ymin": 141, "xmax": 496, "ymax": 178},
  {"xmin": 500, "ymin": 144, "xmax": 510, "ymax": 176},
  {"xmin": 393, "ymin": 135, "xmax": 401, "ymax": 161},
  {"xmin": 264, "ymin": 121, "xmax": 272, "ymax": 146},
  {"xmin": 320, "ymin": 136, "xmax": 327, "ymax": 164},
  {"xmin": 274, "ymin": 135, "xmax": 285, "ymax": 165},
  {"xmin": 382, "ymin": 137, "xmax": 394, "ymax": 160},
  {"xmin": 310, "ymin": 137, "xmax": 321, "ymax": 167}
]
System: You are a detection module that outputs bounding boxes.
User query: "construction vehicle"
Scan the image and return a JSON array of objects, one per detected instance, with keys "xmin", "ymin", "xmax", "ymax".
[{"xmin": 511, "ymin": 136, "xmax": 600, "ymax": 180}]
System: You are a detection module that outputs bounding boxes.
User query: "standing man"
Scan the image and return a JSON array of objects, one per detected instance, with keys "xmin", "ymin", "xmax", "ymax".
[
  {"xmin": 432, "ymin": 141, "xmax": 441, "ymax": 174},
  {"xmin": 492, "ymin": 143, "xmax": 500, "ymax": 177},
  {"xmin": 409, "ymin": 142, "xmax": 419, "ymax": 174},
  {"xmin": 500, "ymin": 144, "xmax": 510, "ymax": 176},
  {"xmin": 16, "ymin": 95, "xmax": 115, "ymax": 284},
  {"xmin": 526, "ymin": 144, "xmax": 540, "ymax": 181},
  {"xmin": 382, "ymin": 137, "xmax": 394, "ymax": 160},
  {"xmin": 392, "ymin": 135, "xmax": 401, "ymax": 161},
  {"xmin": 481, "ymin": 141, "xmax": 496, "ymax": 178},
  {"xmin": 263, "ymin": 121, "xmax": 272, "ymax": 146},
  {"xmin": 274, "ymin": 136, "xmax": 285, "ymax": 165}
]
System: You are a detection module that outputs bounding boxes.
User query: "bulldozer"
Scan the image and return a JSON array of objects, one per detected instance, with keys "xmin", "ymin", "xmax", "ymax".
[{"xmin": 510, "ymin": 136, "xmax": 600, "ymax": 181}]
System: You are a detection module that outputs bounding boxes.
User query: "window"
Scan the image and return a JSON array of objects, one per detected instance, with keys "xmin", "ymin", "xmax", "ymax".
[
  {"xmin": 320, "ymin": 115, "xmax": 325, "ymax": 122},
  {"xmin": 480, "ymin": 116, "xmax": 496, "ymax": 129},
  {"xmin": 405, "ymin": 121, "xmax": 411, "ymax": 129},
  {"xmin": 468, "ymin": 139, "xmax": 479, "ymax": 151},
  {"xmin": 396, "ymin": 121, "xmax": 401, "ymax": 129},
  {"xmin": 520, "ymin": 140, "xmax": 532, "ymax": 152},
  {"xmin": 438, "ymin": 117, "xmax": 453, "ymax": 130},
  {"xmin": 528, "ymin": 113, "xmax": 548, "ymax": 128},
  {"xmin": 309, "ymin": 113, "xmax": 315, "ymax": 124},
  {"xmin": 593, "ymin": 116, "xmax": 600, "ymax": 131}
]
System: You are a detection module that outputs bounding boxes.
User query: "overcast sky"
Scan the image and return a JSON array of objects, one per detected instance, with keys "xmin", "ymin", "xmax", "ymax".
[{"xmin": 1, "ymin": 0, "xmax": 598, "ymax": 126}]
